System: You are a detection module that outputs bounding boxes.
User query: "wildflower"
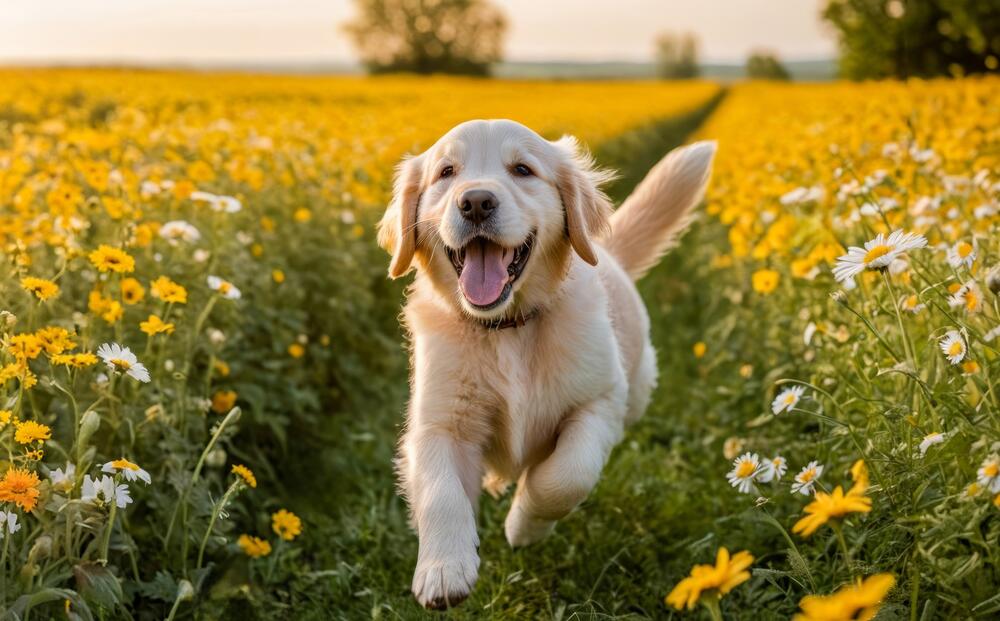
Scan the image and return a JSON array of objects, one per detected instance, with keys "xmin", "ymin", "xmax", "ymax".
[
  {"xmin": 726, "ymin": 452, "xmax": 760, "ymax": 494},
  {"xmin": 272, "ymin": 509, "xmax": 302, "ymax": 541},
  {"xmin": 102, "ymin": 458, "xmax": 151, "ymax": 484},
  {"xmin": 899, "ymin": 294, "xmax": 925, "ymax": 314},
  {"xmin": 948, "ymin": 283, "xmax": 982, "ymax": 313},
  {"xmin": 692, "ymin": 342, "xmax": 707, "ymax": 358},
  {"xmin": 191, "ymin": 191, "xmax": 242, "ymax": 213},
  {"xmin": 20, "ymin": 276, "xmax": 59, "ymax": 301},
  {"xmin": 965, "ymin": 482, "xmax": 982, "ymax": 498},
  {"xmin": 962, "ymin": 361, "xmax": 980, "ymax": 374},
  {"xmin": 293, "ymin": 208, "xmax": 312, "ymax": 222},
  {"xmin": 120, "ymin": 278, "xmax": 145, "ymax": 305},
  {"xmin": 772, "ymin": 385, "xmax": 805, "ymax": 415},
  {"xmin": 208, "ymin": 275, "xmax": 241, "ymax": 300},
  {"xmin": 288, "ymin": 343, "xmax": 306, "ymax": 358},
  {"xmin": 14, "ymin": 420, "xmax": 51, "ymax": 445},
  {"xmin": 231, "ymin": 464, "xmax": 257, "ymax": 488},
  {"xmin": 89, "ymin": 245, "xmax": 135, "ymax": 273},
  {"xmin": 51, "ymin": 352, "xmax": 98, "ymax": 368},
  {"xmin": 0, "ymin": 467, "xmax": 42, "ymax": 511},
  {"xmin": 947, "ymin": 241, "xmax": 976, "ymax": 268},
  {"xmin": 237, "ymin": 534, "xmax": 271, "ymax": 558},
  {"xmin": 34, "ymin": 326, "xmax": 76, "ymax": 355},
  {"xmin": 939, "ymin": 330, "xmax": 966, "ymax": 365},
  {"xmin": 832, "ymin": 230, "xmax": 927, "ymax": 282},
  {"xmin": 212, "ymin": 390, "xmax": 238, "ymax": 414},
  {"xmin": 665, "ymin": 547, "xmax": 754, "ymax": 611},
  {"xmin": 792, "ymin": 461, "xmax": 824, "ymax": 495},
  {"xmin": 49, "ymin": 463, "xmax": 76, "ymax": 492},
  {"xmin": 919, "ymin": 433, "xmax": 945, "ymax": 456},
  {"xmin": 272, "ymin": 269, "xmax": 285, "ymax": 283},
  {"xmin": 0, "ymin": 510, "xmax": 20, "ymax": 537},
  {"xmin": 758, "ymin": 455, "xmax": 787, "ymax": 483},
  {"xmin": 96, "ymin": 343, "xmax": 151, "ymax": 382},
  {"xmin": 0, "ymin": 410, "xmax": 11, "ymax": 428},
  {"xmin": 150, "ymin": 276, "xmax": 188, "ymax": 304},
  {"xmin": 751, "ymin": 269, "xmax": 780, "ymax": 294},
  {"xmin": 793, "ymin": 485, "xmax": 871, "ymax": 537},
  {"xmin": 159, "ymin": 220, "xmax": 201, "ymax": 244},
  {"xmin": 977, "ymin": 455, "xmax": 1000, "ymax": 493},
  {"xmin": 140, "ymin": 315, "xmax": 175, "ymax": 336},
  {"xmin": 794, "ymin": 574, "xmax": 895, "ymax": 621},
  {"xmin": 849, "ymin": 459, "xmax": 869, "ymax": 495},
  {"xmin": 739, "ymin": 364, "xmax": 753, "ymax": 378},
  {"xmin": 780, "ymin": 186, "xmax": 824, "ymax": 205},
  {"xmin": 7, "ymin": 333, "xmax": 42, "ymax": 361},
  {"xmin": 82, "ymin": 475, "xmax": 132, "ymax": 508}
]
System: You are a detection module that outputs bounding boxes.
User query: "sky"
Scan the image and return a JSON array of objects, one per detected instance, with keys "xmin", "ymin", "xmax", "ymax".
[{"xmin": 0, "ymin": 0, "xmax": 836, "ymax": 65}]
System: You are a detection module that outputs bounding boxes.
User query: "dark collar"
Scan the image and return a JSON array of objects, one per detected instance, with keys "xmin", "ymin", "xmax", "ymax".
[{"xmin": 480, "ymin": 308, "xmax": 540, "ymax": 330}]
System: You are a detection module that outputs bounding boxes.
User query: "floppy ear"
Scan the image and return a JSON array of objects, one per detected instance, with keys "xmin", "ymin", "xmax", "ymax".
[
  {"xmin": 553, "ymin": 136, "xmax": 615, "ymax": 266},
  {"xmin": 378, "ymin": 154, "xmax": 425, "ymax": 278}
]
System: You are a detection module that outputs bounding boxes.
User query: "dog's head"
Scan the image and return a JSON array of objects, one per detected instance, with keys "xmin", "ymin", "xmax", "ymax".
[{"xmin": 378, "ymin": 119, "xmax": 614, "ymax": 321}]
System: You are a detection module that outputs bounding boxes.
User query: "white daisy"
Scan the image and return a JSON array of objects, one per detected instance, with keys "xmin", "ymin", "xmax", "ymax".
[
  {"xmin": 96, "ymin": 343, "xmax": 151, "ymax": 383},
  {"xmin": 207, "ymin": 275, "xmax": 241, "ymax": 300},
  {"xmin": 726, "ymin": 452, "xmax": 760, "ymax": 494},
  {"xmin": 772, "ymin": 385, "xmax": 806, "ymax": 415},
  {"xmin": 82, "ymin": 475, "xmax": 133, "ymax": 509},
  {"xmin": 102, "ymin": 458, "xmax": 152, "ymax": 484},
  {"xmin": 939, "ymin": 330, "xmax": 967, "ymax": 365},
  {"xmin": 973, "ymin": 203, "xmax": 997, "ymax": 220},
  {"xmin": 946, "ymin": 241, "xmax": 976, "ymax": 268},
  {"xmin": 0, "ymin": 510, "xmax": 20, "ymax": 538},
  {"xmin": 976, "ymin": 455, "xmax": 1000, "ymax": 493},
  {"xmin": 159, "ymin": 220, "xmax": 201, "ymax": 244},
  {"xmin": 984, "ymin": 325, "xmax": 1000, "ymax": 343},
  {"xmin": 49, "ymin": 462, "xmax": 76, "ymax": 492},
  {"xmin": 909, "ymin": 145, "xmax": 936, "ymax": 163},
  {"xmin": 948, "ymin": 283, "xmax": 982, "ymax": 313},
  {"xmin": 918, "ymin": 432, "xmax": 945, "ymax": 456},
  {"xmin": 791, "ymin": 461, "xmax": 824, "ymax": 495},
  {"xmin": 780, "ymin": 186, "xmax": 824, "ymax": 206},
  {"xmin": 833, "ymin": 230, "xmax": 928, "ymax": 283},
  {"xmin": 191, "ymin": 191, "xmax": 242, "ymax": 213},
  {"xmin": 899, "ymin": 294, "xmax": 925, "ymax": 314},
  {"xmin": 758, "ymin": 455, "xmax": 788, "ymax": 483}
]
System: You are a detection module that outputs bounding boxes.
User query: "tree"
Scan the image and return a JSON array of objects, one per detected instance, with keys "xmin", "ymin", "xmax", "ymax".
[
  {"xmin": 655, "ymin": 32, "xmax": 700, "ymax": 79},
  {"xmin": 822, "ymin": 0, "xmax": 1000, "ymax": 79},
  {"xmin": 746, "ymin": 51, "xmax": 791, "ymax": 80},
  {"xmin": 343, "ymin": 0, "xmax": 507, "ymax": 76}
]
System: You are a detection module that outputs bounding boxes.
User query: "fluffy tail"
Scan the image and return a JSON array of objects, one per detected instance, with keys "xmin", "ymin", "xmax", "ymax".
[{"xmin": 604, "ymin": 140, "xmax": 717, "ymax": 281}]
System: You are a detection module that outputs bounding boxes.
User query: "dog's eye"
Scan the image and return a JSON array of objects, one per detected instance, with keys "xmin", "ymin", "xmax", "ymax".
[
  {"xmin": 512, "ymin": 164, "xmax": 533, "ymax": 177},
  {"xmin": 439, "ymin": 166, "xmax": 454, "ymax": 180}
]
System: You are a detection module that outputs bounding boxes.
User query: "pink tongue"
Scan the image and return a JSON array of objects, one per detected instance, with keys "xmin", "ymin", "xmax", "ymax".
[{"xmin": 459, "ymin": 239, "xmax": 514, "ymax": 306}]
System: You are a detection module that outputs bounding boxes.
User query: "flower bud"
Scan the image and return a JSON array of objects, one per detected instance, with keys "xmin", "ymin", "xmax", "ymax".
[
  {"xmin": 177, "ymin": 579, "xmax": 195, "ymax": 601},
  {"xmin": 78, "ymin": 410, "xmax": 101, "ymax": 449}
]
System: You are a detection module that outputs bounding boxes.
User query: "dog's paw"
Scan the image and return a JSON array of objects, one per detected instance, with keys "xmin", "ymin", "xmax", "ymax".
[
  {"xmin": 504, "ymin": 503, "xmax": 556, "ymax": 547},
  {"xmin": 411, "ymin": 552, "xmax": 479, "ymax": 610}
]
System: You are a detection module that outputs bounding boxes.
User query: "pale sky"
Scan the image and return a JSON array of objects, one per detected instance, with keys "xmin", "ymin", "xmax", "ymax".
[{"xmin": 1, "ymin": 0, "xmax": 835, "ymax": 65}]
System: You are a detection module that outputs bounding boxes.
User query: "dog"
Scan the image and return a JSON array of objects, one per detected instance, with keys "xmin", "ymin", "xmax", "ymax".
[{"xmin": 377, "ymin": 119, "xmax": 715, "ymax": 609}]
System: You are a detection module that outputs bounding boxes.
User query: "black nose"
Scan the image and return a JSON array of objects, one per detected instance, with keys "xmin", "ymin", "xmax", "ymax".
[{"xmin": 459, "ymin": 189, "xmax": 498, "ymax": 225}]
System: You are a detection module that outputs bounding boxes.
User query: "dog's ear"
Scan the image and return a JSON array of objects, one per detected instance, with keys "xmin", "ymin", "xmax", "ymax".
[
  {"xmin": 553, "ymin": 136, "xmax": 615, "ymax": 266},
  {"xmin": 378, "ymin": 154, "xmax": 425, "ymax": 278}
]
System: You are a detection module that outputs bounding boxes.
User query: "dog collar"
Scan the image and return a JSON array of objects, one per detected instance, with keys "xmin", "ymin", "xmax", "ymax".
[{"xmin": 481, "ymin": 308, "xmax": 539, "ymax": 330}]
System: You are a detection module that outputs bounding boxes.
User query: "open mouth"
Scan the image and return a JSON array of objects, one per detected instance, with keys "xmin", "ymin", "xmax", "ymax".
[{"xmin": 447, "ymin": 234, "xmax": 534, "ymax": 310}]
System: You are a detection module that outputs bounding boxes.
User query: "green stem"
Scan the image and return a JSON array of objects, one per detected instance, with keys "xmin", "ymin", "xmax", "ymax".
[
  {"xmin": 100, "ymin": 501, "xmax": 118, "ymax": 565},
  {"xmin": 830, "ymin": 521, "xmax": 853, "ymax": 577},
  {"xmin": 196, "ymin": 480, "xmax": 242, "ymax": 571},
  {"xmin": 701, "ymin": 593, "xmax": 724, "ymax": 621}
]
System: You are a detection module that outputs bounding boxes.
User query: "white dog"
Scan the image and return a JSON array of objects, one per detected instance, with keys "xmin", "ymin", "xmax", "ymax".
[{"xmin": 378, "ymin": 119, "xmax": 715, "ymax": 609}]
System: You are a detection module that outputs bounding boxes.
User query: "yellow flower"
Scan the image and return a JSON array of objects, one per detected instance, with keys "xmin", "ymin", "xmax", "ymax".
[
  {"xmin": 14, "ymin": 420, "xmax": 52, "ymax": 445},
  {"xmin": 665, "ymin": 547, "xmax": 754, "ymax": 610},
  {"xmin": 794, "ymin": 574, "xmax": 895, "ymax": 621},
  {"xmin": 88, "ymin": 245, "xmax": 136, "ymax": 273},
  {"xmin": 849, "ymin": 459, "xmax": 869, "ymax": 495},
  {"xmin": 231, "ymin": 464, "xmax": 257, "ymax": 488},
  {"xmin": 693, "ymin": 342, "xmax": 707, "ymax": 358},
  {"xmin": 271, "ymin": 509, "xmax": 302, "ymax": 541},
  {"xmin": 7, "ymin": 333, "xmax": 43, "ymax": 361},
  {"xmin": 20, "ymin": 276, "xmax": 60, "ymax": 301},
  {"xmin": 293, "ymin": 208, "xmax": 312, "ymax": 222},
  {"xmin": 793, "ymin": 485, "xmax": 872, "ymax": 537},
  {"xmin": 51, "ymin": 352, "xmax": 99, "ymax": 368},
  {"xmin": 88, "ymin": 290, "xmax": 123, "ymax": 323},
  {"xmin": 212, "ymin": 390, "xmax": 238, "ymax": 414},
  {"xmin": 962, "ymin": 360, "xmax": 980, "ymax": 374},
  {"xmin": 272, "ymin": 269, "xmax": 285, "ymax": 283},
  {"xmin": 288, "ymin": 343, "xmax": 305, "ymax": 358},
  {"xmin": 751, "ymin": 269, "xmax": 780, "ymax": 295},
  {"xmin": 237, "ymin": 534, "xmax": 271, "ymax": 558},
  {"xmin": 0, "ymin": 410, "xmax": 11, "ymax": 428},
  {"xmin": 34, "ymin": 326, "xmax": 76, "ymax": 355},
  {"xmin": 213, "ymin": 360, "xmax": 230, "ymax": 377},
  {"xmin": 120, "ymin": 277, "xmax": 146, "ymax": 304},
  {"xmin": 0, "ymin": 467, "xmax": 42, "ymax": 511},
  {"xmin": 140, "ymin": 315, "xmax": 175, "ymax": 336},
  {"xmin": 150, "ymin": 276, "xmax": 188, "ymax": 304}
]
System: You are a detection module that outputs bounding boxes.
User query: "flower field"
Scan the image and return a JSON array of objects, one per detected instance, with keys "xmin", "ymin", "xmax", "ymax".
[{"xmin": 1, "ymin": 68, "xmax": 998, "ymax": 618}]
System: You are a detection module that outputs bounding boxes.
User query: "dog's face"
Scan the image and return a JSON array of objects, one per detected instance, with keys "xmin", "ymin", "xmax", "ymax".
[{"xmin": 379, "ymin": 119, "xmax": 613, "ymax": 320}]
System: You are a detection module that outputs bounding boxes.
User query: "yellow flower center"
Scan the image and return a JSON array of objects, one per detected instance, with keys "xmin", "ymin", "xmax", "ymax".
[
  {"xmin": 904, "ymin": 295, "xmax": 917, "ymax": 308},
  {"xmin": 111, "ymin": 458, "xmax": 139, "ymax": 471},
  {"xmin": 772, "ymin": 458, "xmax": 783, "ymax": 467},
  {"xmin": 966, "ymin": 290, "xmax": 979, "ymax": 311},
  {"xmin": 800, "ymin": 468, "xmax": 816, "ymax": 483},
  {"xmin": 985, "ymin": 464, "xmax": 999, "ymax": 477},
  {"xmin": 736, "ymin": 461, "xmax": 756, "ymax": 478},
  {"xmin": 110, "ymin": 358, "xmax": 132, "ymax": 370},
  {"xmin": 783, "ymin": 393, "xmax": 797, "ymax": 405},
  {"xmin": 957, "ymin": 242, "xmax": 973, "ymax": 258},
  {"xmin": 863, "ymin": 244, "xmax": 892, "ymax": 264},
  {"xmin": 948, "ymin": 342, "xmax": 964, "ymax": 357}
]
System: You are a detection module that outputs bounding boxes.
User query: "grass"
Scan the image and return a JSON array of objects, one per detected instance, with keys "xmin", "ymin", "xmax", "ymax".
[{"xmin": 263, "ymin": 93, "xmax": 800, "ymax": 620}]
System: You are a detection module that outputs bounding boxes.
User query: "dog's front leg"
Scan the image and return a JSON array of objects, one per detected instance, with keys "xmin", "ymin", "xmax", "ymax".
[
  {"xmin": 504, "ymin": 389, "xmax": 626, "ymax": 547},
  {"xmin": 403, "ymin": 428, "xmax": 482, "ymax": 609}
]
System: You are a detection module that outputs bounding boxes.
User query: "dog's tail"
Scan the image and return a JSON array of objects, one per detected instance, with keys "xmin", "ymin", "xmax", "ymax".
[{"xmin": 604, "ymin": 141, "xmax": 716, "ymax": 281}]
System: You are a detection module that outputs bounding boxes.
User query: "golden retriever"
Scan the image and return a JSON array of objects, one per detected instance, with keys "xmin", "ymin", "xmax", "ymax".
[{"xmin": 378, "ymin": 119, "xmax": 715, "ymax": 609}]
